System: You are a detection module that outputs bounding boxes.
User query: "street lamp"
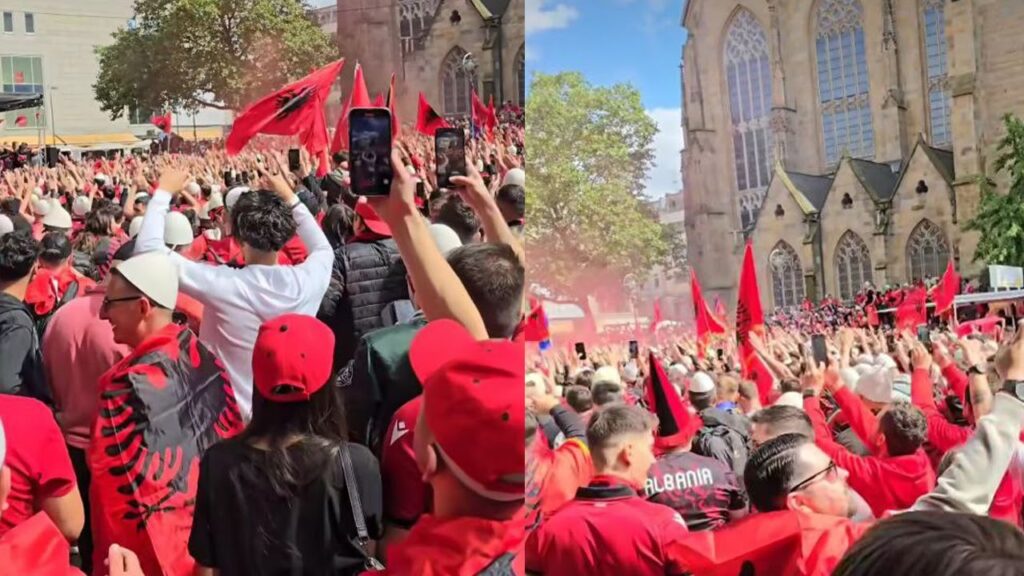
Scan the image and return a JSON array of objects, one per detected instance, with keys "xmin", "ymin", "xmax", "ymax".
[{"xmin": 47, "ymin": 85, "xmax": 57, "ymax": 144}]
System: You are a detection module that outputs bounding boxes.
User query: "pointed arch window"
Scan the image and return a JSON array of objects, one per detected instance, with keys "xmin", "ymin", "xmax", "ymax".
[
  {"xmin": 515, "ymin": 44, "xmax": 526, "ymax": 106},
  {"xmin": 907, "ymin": 219, "xmax": 950, "ymax": 282},
  {"xmin": 922, "ymin": 0, "xmax": 951, "ymax": 147},
  {"xmin": 440, "ymin": 46, "xmax": 477, "ymax": 116},
  {"xmin": 834, "ymin": 231, "xmax": 872, "ymax": 300},
  {"xmin": 816, "ymin": 0, "xmax": 873, "ymax": 166},
  {"xmin": 770, "ymin": 242, "xmax": 805, "ymax": 308},
  {"xmin": 724, "ymin": 9, "xmax": 773, "ymax": 229}
]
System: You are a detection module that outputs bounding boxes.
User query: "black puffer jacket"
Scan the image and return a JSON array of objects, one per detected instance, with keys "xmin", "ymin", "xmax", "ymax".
[
  {"xmin": 318, "ymin": 238, "xmax": 408, "ymax": 371},
  {"xmin": 0, "ymin": 293, "xmax": 49, "ymax": 404}
]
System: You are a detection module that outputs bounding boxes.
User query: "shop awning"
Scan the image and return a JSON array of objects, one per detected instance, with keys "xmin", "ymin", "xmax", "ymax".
[
  {"xmin": 0, "ymin": 94, "xmax": 43, "ymax": 113},
  {"xmin": 0, "ymin": 133, "xmax": 143, "ymax": 147}
]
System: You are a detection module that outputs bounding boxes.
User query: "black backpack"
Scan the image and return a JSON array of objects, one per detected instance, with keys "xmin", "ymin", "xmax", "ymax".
[
  {"xmin": 32, "ymin": 280, "xmax": 79, "ymax": 340},
  {"xmin": 693, "ymin": 422, "xmax": 750, "ymax": 485}
]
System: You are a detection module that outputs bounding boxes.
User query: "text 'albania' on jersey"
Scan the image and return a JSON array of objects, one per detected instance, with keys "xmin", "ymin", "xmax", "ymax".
[{"xmin": 89, "ymin": 323, "xmax": 243, "ymax": 576}]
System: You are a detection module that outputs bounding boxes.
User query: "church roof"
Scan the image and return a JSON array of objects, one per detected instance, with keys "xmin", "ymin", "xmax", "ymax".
[
  {"xmin": 921, "ymin": 143, "xmax": 955, "ymax": 184},
  {"xmin": 848, "ymin": 158, "xmax": 899, "ymax": 202},
  {"xmin": 468, "ymin": 0, "xmax": 510, "ymax": 19},
  {"xmin": 786, "ymin": 171, "xmax": 833, "ymax": 212}
]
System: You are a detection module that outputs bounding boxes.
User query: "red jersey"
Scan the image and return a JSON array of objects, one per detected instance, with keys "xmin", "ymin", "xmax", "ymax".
[
  {"xmin": 525, "ymin": 433, "xmax": 592, "ymax": 527},
  {"xmin": 526, "ymin": 476, "xmax": 690, "ymax": 574},
  {"xmin": 381, "ymin": 514, "xmax": 527, "ymax": 576},
  {"xmin": 0, "ymin": 512, "xmax": 84, "ymax": 575},
  {"xmin": 644, "ymin": 450, "xmax": 748, "ymax": 532},
  {"xmin": 381, "ymin": 396, "xmax": 431, "ymax": 527}
]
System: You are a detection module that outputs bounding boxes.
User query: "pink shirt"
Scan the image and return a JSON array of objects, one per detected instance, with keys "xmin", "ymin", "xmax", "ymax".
[{"xmin": 41, "ymin": 286, "xmax": 129, "ymax": 449}]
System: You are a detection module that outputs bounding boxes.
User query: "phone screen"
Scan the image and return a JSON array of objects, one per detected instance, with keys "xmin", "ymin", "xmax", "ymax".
[
  {"xmin": 917, "ymin": 325, "xmax": 931, "ymax": 344},
  {"xmin": 288, "ymin": 149, "xmax": 301, "ymax": 172},
  {"xmin": 628, "ymin": 340, "xmax": 639, "ymax": 359},
  {"xmin": 435, "ymin": 128, "xmax": 467, "ymax": 189},
  {"xmin": 574, "ymin": 342, "xmax": 587, "ymax": 361},
  {"xmin": 811, "ymin": 334, "xmax": 828, "ymax": 365},
  {"xmin": 348, "ymin": 108, "xmax": 393, "ymax": 197}
]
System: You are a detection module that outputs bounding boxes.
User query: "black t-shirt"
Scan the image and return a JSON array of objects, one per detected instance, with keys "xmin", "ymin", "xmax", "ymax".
[
  {"xmin": 643, "ymin": 450, "xmax": 748, "ymax": 532},
  {"xmin": 188, "ymin": 438, "xmax": 383, "ymax": 576}
]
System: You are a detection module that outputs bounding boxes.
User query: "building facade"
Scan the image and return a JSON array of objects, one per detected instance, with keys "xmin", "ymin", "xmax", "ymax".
[
  {"xmin": 0, "ymin": 1, "xmax": 231, "ymax": 147},
  {"xmin": 640, "ymin": 190, "xmax": 694, "ymax": 323},
  {"xmin": 335, "ymin": 0, "xmax": 525, "ymax": 122},
  {"xmin": 681, "ymin": 0, "xmax": 1024, "ymax": 309}
]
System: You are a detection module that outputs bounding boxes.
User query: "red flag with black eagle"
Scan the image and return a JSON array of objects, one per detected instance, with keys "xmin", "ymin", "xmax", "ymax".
[
  {"xmin": 690, "ymin": 269, "xmax": 726, "ymax": 357},
  {"xmin": 416, "ymin": 91, "xmax": 449, "ymax": 135},
  {"xmin": 645, "ymin": 351, "xmax": 701, "ymax": 453},
  {"xmin": 89, "ymin": 323, "xmax": 243, "ymax": 576},
  {"xmin": 331, "ymin": 63, "xmax": 373, "ymax": 154},
  {"xmin": 737, "ymin": 242, "xmax": 773, "ymax": 404},
  {"xmin": 524, "ymin": 297, "xmax": 550, "ymax": 343},
  {"xmin": 150, "ymin": 111, "xmax": 173, "ymax": 134},
  {"xmin": 933, "ymin": 259, "xmax": 960, "ymax": 317},
  {"xmin": 386, "ymin": 72, "xmax": 401, "ymax": 140},
  {"xmin": 471, "ymin": 89, "xmax": 493, "ymax": 140},
  {"xmin": 896, "ymin": 286, "xmax": 928, "ymax": 330},
  {"xmin": 227, "ymin": 58, "xmax": 344, "ymax": 177}
]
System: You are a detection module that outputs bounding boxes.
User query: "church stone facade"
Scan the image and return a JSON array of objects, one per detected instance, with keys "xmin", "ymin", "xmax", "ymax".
[
  {"xmin": 681, "ymin": 0, "xmax": 1024, "ymax": 310},
  {"xmin": 334, "ymin": 0, "xmax": 524, "ymax": 123}
]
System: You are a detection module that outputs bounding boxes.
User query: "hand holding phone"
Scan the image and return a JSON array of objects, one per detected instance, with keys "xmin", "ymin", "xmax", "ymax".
[
  {"xmin": 349, "ymin": 107, "xmax": 393, "ymax": 197},
  {"xmin": 435, "ymin": 128, "xmax": 466, "ymax": 189},
  {"xmin": 574, "ymin": 342, "xmax": 587, "ymax": 361},
  {"xmin": 288, "ymin": 149, "xmax": 301, "ymax": 172},
  {"xmin": 629, "ymin": 340, "xmax": 639, "ymax": 359},
  {"xmin": 811, "ymin": 334, "xmax": 829, "ymax": 366}
]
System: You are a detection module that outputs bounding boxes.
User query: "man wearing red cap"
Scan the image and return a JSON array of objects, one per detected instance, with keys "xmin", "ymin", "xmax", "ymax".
[
  {"xmin": 318, "ymin": 195, "xmax": 409, "ymax": 372},
  {"xmin": 379, "ymin": 319, "xmax": 526, "ymax": 574},
  {"xmin": 526, "ymin": 403, "xmax": 690, "ymax": 574},
  {"xmin": 643, "ymin": 353, "xmax": 748, "ymax": 531}
]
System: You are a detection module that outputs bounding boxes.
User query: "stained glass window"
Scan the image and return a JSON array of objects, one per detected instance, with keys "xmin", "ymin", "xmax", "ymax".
[
  {"xmin": 440, "ymin": 46, "xmax": 477, "ymax": 116},
  {"xmin": 770, "ymin": 242, "xmax": 805, "ymax": 308},
  {"xmin": 834, "ymin": 230, "xmax": 872, "ymax": 300},
  {"xmin": 907, "ymin": 219, "xmax": 950, "ymax": 282},
  {"xmin": 816, "ymin": 0, "xmax": 873, "ymax": 165},
  {"xmin": 922, "ymin": 0, "xmax": 951, "ymax": 147}
]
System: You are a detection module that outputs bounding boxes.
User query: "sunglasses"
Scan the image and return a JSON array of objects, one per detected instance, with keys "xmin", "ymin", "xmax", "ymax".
[
  {"xmin": 788, "ymin": 461, "xmax": 838, "ymax": 494},
  {"xmin": 101, "ymin": 295, "xmax": 145, "ymax": 311}
]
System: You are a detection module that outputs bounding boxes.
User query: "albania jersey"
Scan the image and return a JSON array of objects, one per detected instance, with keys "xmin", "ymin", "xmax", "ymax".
[{"xmin": 643, "ymin": 450, "xmax": 748, "ymax": 532}]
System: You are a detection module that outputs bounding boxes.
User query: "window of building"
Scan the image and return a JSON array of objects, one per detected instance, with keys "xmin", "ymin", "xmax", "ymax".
[
  {"xmin": 834, "ymin": 230, "xmax": 872, "ymax": 300},
  {"xmin": 724, "ymin": 9, "xmax": 773, "ymax": 225},
  {"xmin": 1, "ymin": 56, "xmax": 45, "ymax": 128},
  {"xmin": 841, "ymin": 193, "xmax": 853, "ymax": 209},
  {"xmin": 399, "ymin": 0, "xmax": 442, "ymax": 53},
  {"xmin": 24, "ymin": 13, "xmax": 34, "ymax": 34},
  {"xmin": 440, "ymin": 46, "xmax": 477, "ymax": 116},
  {"xmin": 516, "ymin": 44, "xmax": 525, "ymax": 106},
  {"xmin": 2, "ymin": 12, "xmax": 13, "ymax": 33},
  {"xmin": 906, "ymin": 219, "xmax": 950, "ymax": 282},
  {"xmin": 770, "ymin": 242, "xmax": 805, "ymax": 308},
  {"xmin": 815, "ymin": 0, "xmax": 873, "ymax": 166},
  {"xmin": 922, "ymin": 0, "xmax": 950, "ymax": 147}
]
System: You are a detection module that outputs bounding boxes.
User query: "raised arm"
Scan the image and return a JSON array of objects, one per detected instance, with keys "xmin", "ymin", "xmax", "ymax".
[{"xmin": 450, "ymin": 159, "xmax": 523, "ymax": 263}]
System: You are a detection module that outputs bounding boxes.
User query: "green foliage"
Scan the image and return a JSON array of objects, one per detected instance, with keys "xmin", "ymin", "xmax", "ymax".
[
  {"xmin": 964, "ymin": 114, "xmax": 1024, "ymax": 267},
  {"xmin": 94, "ymin": 0, "xmax": 334, "ymax": 117},
  {"xmin": 526, "ymin": 71, "xmax": 672, "ymax": 295}
]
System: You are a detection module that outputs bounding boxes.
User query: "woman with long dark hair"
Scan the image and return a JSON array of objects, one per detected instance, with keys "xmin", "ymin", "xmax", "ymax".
[{"xmin": 189, "ymin": 314, "xmax": 383, "ymax": 576}]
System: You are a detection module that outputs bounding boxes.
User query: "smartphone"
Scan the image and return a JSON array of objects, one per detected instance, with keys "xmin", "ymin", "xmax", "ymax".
[
  {"xmin": 574, "ymin": 342, "xmax": 587, "ymax": 361},
  {"xmin": 434, "ymin": 127, "xmax": 466, "ymax": 189},
  {"xmin": 811, "ymin": 334, "xmax": 828, "ymax": 365},
  {"xmin": 917, "ymin": 325, "xmax": 931, "ymax": 344},
  {"xmin": 348, "ymin": 107, "xmax": 393, "ymax": 197},
  {"xmin": 716, "ymin": 348, "xmax": 724, "ymax": 360},
  {"xmin": 288, "ymin": 149, "xmax": 301, "ymax": 172},
  {"xmin": 628, "ymin": 340, "xmax": 639, "ymax": 359},
  {"xmin": 222, "ymin": 170, "xmax": 232, "ymax": 186}
]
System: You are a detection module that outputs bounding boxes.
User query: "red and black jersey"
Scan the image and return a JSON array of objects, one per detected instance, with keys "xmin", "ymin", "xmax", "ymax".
[
  {"xmin": 89, "ymin": 323, "xmax": 243, "ymax": 576},
  {"xmin": 644, "ymin": 450, "xmax": 748, "ymax": 532}
]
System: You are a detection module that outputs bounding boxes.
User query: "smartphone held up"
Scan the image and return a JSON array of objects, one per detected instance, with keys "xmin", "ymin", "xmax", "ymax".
[
  {"xmin": 435, "ymin": 127, "xmax": 467, "ymax": 189},
  {"xmin": 348, "ymin": 107, "xmax": 393, "ymax": 197}
]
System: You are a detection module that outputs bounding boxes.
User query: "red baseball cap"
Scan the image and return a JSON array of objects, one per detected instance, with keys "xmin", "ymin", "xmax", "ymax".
[
  {"xmin": 409, "ymin": 319, "xmax": 525, "ymax": 502},
  {"xmin": 252, "ymin": 314, "xmax": 335, "ymax": 403},
  {"xmin": 355, "ymin": 197, "xmax": 392, "ymax": 237}
]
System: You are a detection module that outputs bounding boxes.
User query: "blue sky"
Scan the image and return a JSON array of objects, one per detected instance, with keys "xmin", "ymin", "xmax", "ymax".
[{"xmin": 527, "ymin": 0, "xmax": 688, "ymax": 197}]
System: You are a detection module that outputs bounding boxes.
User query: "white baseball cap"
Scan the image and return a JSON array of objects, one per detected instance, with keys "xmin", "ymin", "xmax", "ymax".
[
  {"xmin": 775, "ymin": 391, "xmax": 804, "ymax": 410},
  {"xmin": 184, "ymin": 182, "xmax": 201, "ymax": 196},
  {"xmin": 224, "ymin": 186, "xmax": 251, "ymax": 210},
  {"xmin": 689, "ymin": 371, "xmax": 716, "ymax": 394},
  {"xmin": 199, "ymin": 193, "xmax": 225, "ymax": 220},
  {"xmin": 31, "ymin": 197, "xmax": 52, "ymax": 217},
  {"xmin": 502, "ymin": 168, "xmax": 525, "ymax": 187},
  {"xmin": 429, "ymin": 224, "xmax": 462, "ymax": 257},
  {"xmin": 857, "ymin": 366, "xmax": 894, "ymax": 404},
  {"xmin": 164, "ymin": 212, "xmax": 194, "ymax": 248},
  {"xmin": 593, "ymin": 366, "xmax": 622, "ymax": 386},
  {"xmin": 114, "ymin": 252, "xmax": 179, "ymax": 310},
  {"xmin": 42, "ymin": 205, "xmax": 72, "ymax": 229}
]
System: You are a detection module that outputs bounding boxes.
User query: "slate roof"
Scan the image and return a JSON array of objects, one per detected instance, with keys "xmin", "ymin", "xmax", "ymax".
[
  {"xmin": 786, "ymin": 171, "xmax": 834, "ymax": 212},
  {"xmin": 469, "ymin": 0, "xmax": 510, "ymax": 18},
  {"xmin": 849, "ymin": 158, "xmax": 899, "ymax": 202}
]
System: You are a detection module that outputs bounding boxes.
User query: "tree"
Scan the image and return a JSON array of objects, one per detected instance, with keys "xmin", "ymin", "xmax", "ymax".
[
  {"xmin": 964, "ymin": 114, "xmax": 1024, "ymax": 268},
  {"xmin": 526, "ymin": 71, "xmax": 672, "ymax": 296},
  {"xmin": 94, "ymin": 0, "xmax": 334, "ymax": 118}
]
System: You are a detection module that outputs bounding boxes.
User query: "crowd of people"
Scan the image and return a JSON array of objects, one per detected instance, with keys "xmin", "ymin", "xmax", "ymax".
[
  {"xmin": 0, "ymin": 110, "xmax": 528, "ymax": 575},
  {"xmin": 525, "ymin": 314, "xmax": 1024, "ymax": 573}
]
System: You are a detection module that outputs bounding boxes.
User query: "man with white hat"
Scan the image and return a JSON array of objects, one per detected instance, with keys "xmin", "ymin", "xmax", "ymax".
[
  {"xmin": 42, "ymin": 201, "xmax": 73, "ymax": 236},
  {"xmin": 134, "ymin": 166, "xmax": 333, "ymax": 418},
  {"xmin": 91, "ymin": 251, "xmax": 242, "ymax": 574},
  {"xmin": 687, "ymin": 371, "xmax": 752, "ymax": 480}
]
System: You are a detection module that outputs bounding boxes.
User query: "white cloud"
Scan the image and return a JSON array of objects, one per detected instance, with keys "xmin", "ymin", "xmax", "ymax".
[
  {"xmin": 526, "ymin": 0, "xmax": 580, "ymax": 34},
  {"xmin": 645, "ymin": 108, "xmax": 684, "ymax": 198}
]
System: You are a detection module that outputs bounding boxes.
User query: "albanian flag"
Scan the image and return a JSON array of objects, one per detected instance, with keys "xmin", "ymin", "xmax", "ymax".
[
  {"xmin": 227, "ymin": 58, "xmax": 345, "ymax": 170},
  {"xmin": 691, "ymin": 269, "xmax": 726, "ymax": 357},
  {"xmin": 933, "ymin": 260, "xmax": 960, "ymax": 317},
  {"xmin": 416, "ymin": 91, "xmax": 449, "ymax": 135},
  {"xmin": 14, "ymin": 115, "xmax": 27, "ymax": 127},
  {"xmin": 151, "ymin": 111, "xmax": 173, "ymax": 134},
  {"xmin": 89, "ymin": 323, "xmax": 243, "ymax": 576},
  {"xmin": 737, "ymin": 242, "xmax": 773, "ymax": 404},
  {"xmin": 372, "ymin": 92, "xmax": 385, "ymax": 107},
  {"xmin": 664, "ymin": 510, "xmax": 871, "ymax": 576},
  {"xmin": 471, "ymin": 89, "xmax": 492, "ymax": 140},
  {"xmin": 330, "ymin": 62, "xmax": 372, "ymax": 154},
  {"xmin": 524, "ymin": 297, "xmax": 551, "ymax": 345},
  {"xmin": 646, "ymin": 351, "xmax": 700, "ymax": 452},
  {"xmin": 387, "ymin": 72, "xmax": 401, "ymax": 140},
  {"xmin": 896, "ymin": 286, "xmax": 928, "ymax": 330}
]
